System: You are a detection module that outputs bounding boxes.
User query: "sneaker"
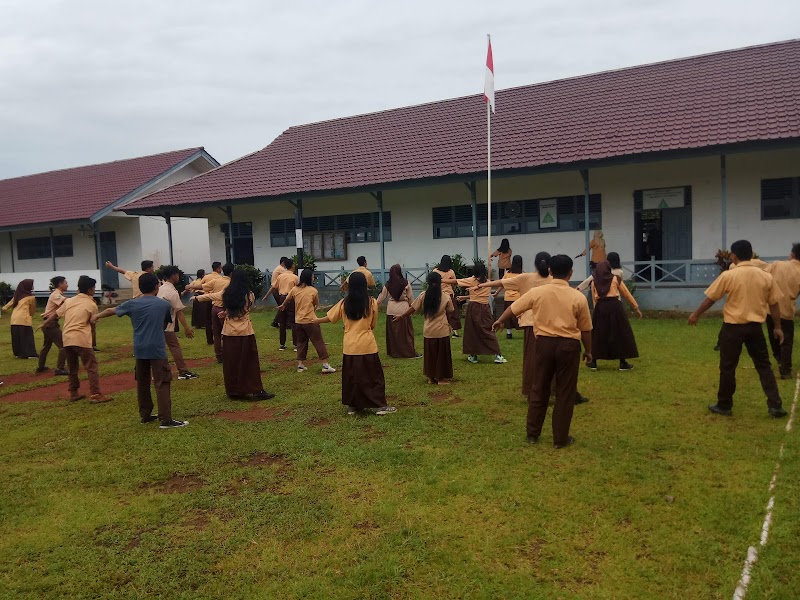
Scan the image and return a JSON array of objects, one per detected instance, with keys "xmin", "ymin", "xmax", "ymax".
[
  {"xmin": 769, "ymin": 407, "xmax": 788, "ymax": 418},
  {"xmin": 574, "ymin": 393, "xmax": 590, "ymax": 405},
  {"xmin": 279, "ymin": 345, "xmax": 287, "ymax": 351},
  {"xmin": 619, "ymin": 362, "xmax": 634, "ymax": 371},
  {"xmin": 35, "ymin": 366, "xmax": 48, "ymax": 374},
  {"xmin": 586, "ymin": 361, "xmax": 598, "ymax": 371},
  {"xmin": 293, "ymin": 347, "xmax": 297, "ymax": 352},
  {"xmin": 177, "ymin": 371, "xmax": 199, "ymax": 380},
  {"xmin": 411, "ymin": 354, "xmax": 423, "ymax": 359},
  {"xmin": 69, "ymin": 394, "xmax": 86, "ymax": 402},
  {"xmin": 297, "ymin": 365, "xmax": 308, "ymax": 373},
  {"xmin": 253, "ymin": 390, "xmax": 276, "ymax": 400},
  {"xmin": 451, "ymin": 331, "xmax": 459, "ymax": 338},
  {"xmin": 347, "ymin": 407, "xmax": 359, "ymax": 415},
  {"xmin": 467, "ymin": 355, "xmax": 478, "ymax": 364},
  {"xmin": 526, "ymin": 434, "xmax": 540, "ymax": 444},
  {"xmin": 554, "ymin": 436, "xmax": 576, "ymax": 449},
  {"xmin": 140, "ymin": 415, "xmax": 159, "ymax": 424},
  {"xmin": 159, "ymin": 419, "xmax": 188, "ymax": 429},
  {"xmin": 271, "ymin": 322, "xmax": 280, "ymax": 329},
  {"xmin": 375, "ymin": 406, "xmax": 397, "ymax": 416},
  {"xmin": 708, "ymin": 404, "xmax": 733, "ymax": 417},
  {"xmin": 89, "ymin": 394, "xmax": 113, "ymax": 404},
  {"xmin": 713, "ymin": 344, "xmax": 720, "ymax": 352},
  {"xmin": 321, "ymin": 365, "xmax": 336, "ymax": 374},
  {"xmin": 506, "ymin": 332, "xmax": 513, "ymax": 340},
  {"xmin": 494, "ymin": 355, "xmax": 508, "ymax": 364},
  {"xmin": 54, "ymin": 369, "xmax": 69, "ymax": 376}
]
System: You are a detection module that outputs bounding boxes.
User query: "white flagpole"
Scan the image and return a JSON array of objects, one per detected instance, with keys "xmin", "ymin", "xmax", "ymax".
[{"xmin": 487, "ymin": 100, "xmax": 492, "ymax": 274}]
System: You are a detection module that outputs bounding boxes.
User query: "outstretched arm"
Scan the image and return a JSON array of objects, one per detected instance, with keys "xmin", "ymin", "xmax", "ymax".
[
  {"xmin": 92, "ymin": 307, "xmax": 117, "ymax": 324},
  {"xmin": 393, "ymin": 306, "xmax": 416, "ymax": 322},
  {"xmin": 492, "ymin": 306, "xmax": 515, "ymax": 331},
  {"xmin": 104, "ymin": 261, "xmax": 126, "ymax": 275},
  {"xmin": 478, "ymin": 280, "xmax": 504, "ymax": 289}
]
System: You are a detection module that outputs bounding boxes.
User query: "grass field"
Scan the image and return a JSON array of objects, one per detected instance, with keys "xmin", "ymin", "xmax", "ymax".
[{"xmin": 0, "ymin": 308, "xmax": 798, "ymax": 599}]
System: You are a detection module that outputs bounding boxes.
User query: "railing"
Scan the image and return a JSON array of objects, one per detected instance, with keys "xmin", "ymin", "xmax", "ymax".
[{"xmin": 620, "ymin": 257, "xmax": 782, "ymax": 289}]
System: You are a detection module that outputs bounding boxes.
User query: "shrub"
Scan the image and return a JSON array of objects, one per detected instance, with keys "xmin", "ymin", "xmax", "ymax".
[
  {"xmin": 290, "ymin": 254, "xmax": 317, "ymax": 271},
  {"xmin": 0, "ymin": 281, "xmax": 12, "ymax": 304},
  {"xmin": 155, "ymin": 265, "xmax": 189, "ymax": 294},
  {"xmin": 234, "ymin": 263, "xmax": 267, "ymax": 296}
]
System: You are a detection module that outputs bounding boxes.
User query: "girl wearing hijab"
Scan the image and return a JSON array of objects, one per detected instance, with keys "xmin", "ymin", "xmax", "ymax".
[
  {"xmin": 577, "ymin": 251, "xmax": 625, "ymax": 292},
  {"xmin": 395, "ymin": 271, "xmax": 454, "ymax": 384},
  {"xmin": 588, "ymin": 260, "xmax": 642, "ymax": 371},
  {"xmin": 196, "ymin": 269, "xmax": 275, "ymax": 400},
  {"xmin": 432, "ymin": 255, "xmax": 462, "ymax": 337},
  {"xmin": 490, "ymin": 239, "xmax": 513, "ymax": 278},
  {"xmin": 3, "ymin": 279, "xmax": 38, "ymax": 359},
  {"xmin": 313, "ymin": 272, "xmax": 396, "ymax": 415},
  {"xmin": 376, "ymin": 264, "xmax": 419, "ymax": 358}
]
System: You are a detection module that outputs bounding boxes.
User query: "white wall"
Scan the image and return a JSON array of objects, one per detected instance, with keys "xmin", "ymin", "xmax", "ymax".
[
  {"xmin": 0, "ymin": 270, "xmax": 101, "ymax": 294},
  {"xmin": 0, "ymin": 224, "xmax": 100, "ymax": 275}
]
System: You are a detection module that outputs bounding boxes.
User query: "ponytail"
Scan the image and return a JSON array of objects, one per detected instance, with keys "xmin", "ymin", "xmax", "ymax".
[{"xmin": 534, "ymin": 251, "xmax": 551, "ymax": 277}]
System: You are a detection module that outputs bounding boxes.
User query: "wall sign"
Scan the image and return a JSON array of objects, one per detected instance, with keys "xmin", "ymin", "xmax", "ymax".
[
  {"xmin": 539, "ymin": 199, "xmax": 558, "ymax": 229},
  {"xmin": 642, "ymin": 187, "xmax": 685, "ymax": 210}
]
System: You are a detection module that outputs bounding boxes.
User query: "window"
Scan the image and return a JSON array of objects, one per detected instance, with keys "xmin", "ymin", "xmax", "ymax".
[
  {"xmin": 220, "ymin": 222, "xmax": 254, "ymax": 265},
  {"xmin": 432, "ymin": 195, "xmax": 601, "ymax": 239},
  {"xmin": 17, "ymin": 235, "xmax": 73, "ymax": 260},
  {"xmin": 270, "ymin": 212, "xmax": 392, "ymax": 248},
  {"xmin": 761, "ymin": 177, "xmax": 800, "ymax": 220}
]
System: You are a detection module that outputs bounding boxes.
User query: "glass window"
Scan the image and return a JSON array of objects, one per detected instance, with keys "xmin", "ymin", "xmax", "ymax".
[{"xmin": 761, "ymin": 177, "xmax": 799, "ymax": 220}]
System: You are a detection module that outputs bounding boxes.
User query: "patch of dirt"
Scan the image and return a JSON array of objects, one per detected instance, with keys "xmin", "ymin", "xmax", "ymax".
[
  {"xmin": 242, "ymin": 452, "xmax": 292, "ymax": 469},
  {"xmin": 353, "ymin": 520, "xmax": 380, "ymax": 530},
  {"xmin": 183, "ymin": 512, "xmax": 212, "ymax": 531},
  {"xmin": 124, "ymin": 527, "xmax": 156, "ymax": 551},
  {"xmin": 142, "ymin": 473, "xmax": 205, "ymax": 494},
  {"xmin": 428, "ymin": 389, "xmax": 465, "ymax": 405},
  {"xmin": 361, "ymin": 426, "xmax": 386, "ymax": 440},
  {"xmin": 214, "ymin": 407, "xmax": 293, "ymax": 422},
  {"xmin": 518, "ymin": 537, "xmax": 544, "ymax": 565},
  {"xmin": 307, "ymin": 416, "xmax": 333, "ymax": 427}
]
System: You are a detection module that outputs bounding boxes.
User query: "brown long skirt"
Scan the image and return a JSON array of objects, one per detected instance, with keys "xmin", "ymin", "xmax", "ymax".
[
  {"xmin": 424, "ymin": 336, "xmax": 453, "ymax": 381},
  {"xmin": 191, "ymin": 302, "xmax": 207, "ymax": 328},
  {"xmin": 522, "ymin": 326, "xmax": 537, "ymax": 395},
  {"xmin": 504, "ymin": 300, "xmax": 520, "ymax": 329},
  {"xmin": 222, "ymin": 334, "xmax": 265, "ymax": 397},
  {"xmin": 592, "ymin": 298, "xmax": 639, "ymax": 360},
  {"xmin": 447, "ymin": 294, "xmax": 462, "ymax": 331},
  {"xmin": 11, "ymin": 325, "xmax": 38, "ymax": 358},
  {"xmin": 462, "ymin": 303, "xmax": 501, "ymax": 356},
  {"xmin": 341, "ymin": 353, "xmax": 386, "ymax": 410},
  {"xmin": 385, "ymin": 316, "xmax": 417, "ymax": 358}
]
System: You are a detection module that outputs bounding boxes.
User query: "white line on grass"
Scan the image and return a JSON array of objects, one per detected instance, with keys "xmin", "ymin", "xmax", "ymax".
[{"xmin": 732, "ymin": 374, "xmax": 799, "ymax": 600}]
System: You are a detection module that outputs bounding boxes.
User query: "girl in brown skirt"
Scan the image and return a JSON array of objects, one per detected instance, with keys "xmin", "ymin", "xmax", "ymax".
[
  {"xmin": 313, "ymin": 272, "xmax": 396, "ymax": 415},
  {"xmin": 490, "ymin": 238, "xmax": 513, "ymax": 278},
  {"xmin": 37, "ymin": 276, "xmax": 69, "ymax": 375},
  {"xmin": 197, "ymin": 269, "xmax": 275, "ymax": 400},
  {"xmin": 376, "ymin": 264, "xmax": 420, "ymax": 359},
  {"xmin": 281, "ymin": 269, "xmax": 336, "ymax": 374},
  {"xmin": 433, "ymin": 255, "xmax": 462, "ymax": 337},
  {"xmin": 587, "ymin": 260, "xmax": 642, "ymax": 371},
  {"xmin": 442, "ymin": 264, "xmax": 506, "ymax": 364},
  {"xmin": 395, "ymin": 271, "xmax": 454, "ymax": 384},
  {"xmin": 3, "ymin": 279, "xmax": 38, "ymax": 359},
  {"xmin": 499, "ymin": 255, "xmax": 525, "ymax": 339},
  {"xmin": 189, "ymin": 269, "xmax": 208, "ymax": 329}
]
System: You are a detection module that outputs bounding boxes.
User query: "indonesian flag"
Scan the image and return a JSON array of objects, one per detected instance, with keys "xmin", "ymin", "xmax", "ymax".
[{"xmin": 484, "ymin": 36, "xmax": 495, "ymax": 113}]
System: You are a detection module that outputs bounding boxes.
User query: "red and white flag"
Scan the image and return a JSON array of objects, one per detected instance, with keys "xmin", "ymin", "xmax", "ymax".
[{"xmin": 484, "ymin": 36, "xmax": 495, "ymax": 113}]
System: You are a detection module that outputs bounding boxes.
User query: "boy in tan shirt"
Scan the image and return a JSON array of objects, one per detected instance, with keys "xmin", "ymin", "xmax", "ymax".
[
  {"xmin": 105, "ymin": 260, "xmax": 155, "ymax": 298},
  {"xmin": 765, "ymin": 242, "xmax": 800, "ymax": 379}
]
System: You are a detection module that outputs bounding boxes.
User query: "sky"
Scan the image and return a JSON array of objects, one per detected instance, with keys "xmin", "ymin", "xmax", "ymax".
[{"xmin": 0, "ymin": 0, "xmax": 798, "ymax": 179}]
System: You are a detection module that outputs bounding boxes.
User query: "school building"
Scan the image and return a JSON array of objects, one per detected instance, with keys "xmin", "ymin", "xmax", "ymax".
[
  {"xmin": 0, "ymin": 148, "xmax": 217, "ymax": 295},
  {"xmin": 123, "ymin": 40, "xmax": 800, "ymax": 310}
]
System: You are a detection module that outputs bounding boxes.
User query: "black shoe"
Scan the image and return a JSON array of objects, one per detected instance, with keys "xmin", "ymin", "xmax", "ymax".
[
  {"xmin": 35, "ymin": 366, "xmax": 49, "ymax": 374},
  {"xmin": 780, "ymin": 371, "xmax": 792, "ymax": 380},
  {"xmin": 159, "ymin": 419, "xmax": 188, "ymax": 429},
  {"xmin": 713, "ymin": 344, "xmax": 720, "ymax": 352},
  {"xmin": 140, "ymin": 415, "xmax": 159, "ymax": 424},
  {"xmin": 271, "ymin": 322, "xmax": 280, "ymax": 329},
  {"xmin": 506, "ymin": 332, "xmax": 513, "ymax": 340},
  {"xmin": 619, "ymin": 362, "xmax": 634, "ymax": 371},
  {"xmin": 769, "ymin": 407, "xmax": 788, "ymax": 418},
  {"xmin": 254, "ymin": 390, "xmax": 275, "ymax": 400},
  {"xmin": 54, "ymin": 369, "xmax": 69, "ymax": 376},
  {"xmin": 587, "ymin": 361, "xmax": 597, "ymax": 371},
  {"xmin": 93, "ymin": 347, "xmax": 101, "ymax": 352},
  {"xmin": 708, "ymin": 404, "xmax": 733, "ymax": 417},
  {"xmin": 574, "ymin": 393, "xmax": 589, "ymax": 405},
  {"xmin": 554, "ymin": 436, "xmax": 576, "ymax": 449},
  {"xmin": 526, "ymin": 434, "xmax": 540, "ymax": 444}
]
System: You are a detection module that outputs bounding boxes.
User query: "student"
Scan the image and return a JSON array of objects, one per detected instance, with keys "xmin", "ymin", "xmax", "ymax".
[
  {"xmin": 432, "ymin": 255, "xmax": 462, "ymax": 337},
  {"xmin": 376, "ymin": 264, "xmax": 419, "ymax": 359},
  {"xmin": 198, "ymin": 269, "xmax": 275, "ymax": 400},
  {"xmin": 490, "ymin": 239, "xmax": 513, "ymax": 278},
  {"xmin": 157, "ymin": 266, "xmax": 199, "ymax": 380},
  {"xmin": 37, "ymin": 276, "xmax": 69, "ymax": 375},
  {"xmin": 281, "ymin": 268, "xmax": 335, "ymax": 374},
  {"xmin": 586, "ymin": 260, "xmax": 642, "ymax": 371},
  {"xmin": 2, "ymin": 279, "xmax": 38, "ymax": 359},
  {"xmin": 186, "ymin": 262, "xmax": 223, "ymax": 346},
  {"xmin": 688, "ymin": 239, "xmax": 787, "ymax": 418},
  {"xmin": 264, "ymin": 259, "xmax": 298, "ymax": 351},
  {"xmin": 94, "ymin": 273, "xmax": 186, "ymax": 427},
  {"xmin": 40, "ymin": 275, "xmax": 112, "ymax": 403},
  {"xmin": 313, "ymin": 272, "xmax": 395, "ymax": 415},
  {"xmin": 494, "ymin": 255, "xmax": 593, "ymax": 448},
  {"xmin": 442, "ymin": 264, "xmax": 506, "ymax": 364},
  {"xmin": 579, "ymin": 230, "xmax": 607, "ymax": 269},
  {"xmin": 105, "ymin": 260, "xmax": 155, "ymax": 298},
  {"xmin": 765, "ymin": 243, "xmax": 800, "ymax": 379},
  {"xmin": 189, "ymin": 269, "xmax": 207, "ymax": 329},
  {"xmin": 270, "ymin": 257, "xmax": 290, "ymax": 328},
  {"xmin": 577, "ymin": 251, "xmax": 625, "ymax": 291},
  {"xmin": 342, "ymin": 256, "xmax": 376, "ymax": 291},
  {"xmin": 395, "ymin": 271, "xmax": 454, "ymax": 384},
  {"xmin": 499, "ymin": 255, "xmax": 525, "ymax": 339},
  {"xmin": 205, "ymin": 263, "xmax": 233, "ymax": 362}
]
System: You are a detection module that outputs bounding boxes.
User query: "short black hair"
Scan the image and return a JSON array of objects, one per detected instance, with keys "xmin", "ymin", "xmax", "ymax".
[
  {"xmin": 78, "ymin": 275, "xmax": 96, "ymax": 294},
  {"xmin": 284, "ymin": 258, "xmax": 294, "ymax": 270},
  {"xmin": 299, "ymin": 268, "xmax": 314, "ymax": 286},
  {"xmin": 550, "ymin": 255, "xmax": 573, "ymax": 279},
  {"xmin": 222, "ymin": 263, "xmax": 235, "ymax": 276},
  {"xmin": 50, "ymin": 276, "xmax": 66, "ymax": 288},
  {"xmin": 138, "ymin": 273, "xmax": 159, "ymax": 294},
  {"xmin": 357, "ymin": 256, "xmax": 367, "ymax": 267},
  {"xmin": 161, "ymin": 266, "xmax": 180, "ymax": 280},
  {"xmin": 791, "ymin": 242, "xmax": 800, "ymax": 259},
  {"xmin": 730, "ymin": 240, "xmax": 753, "ymax": 262},
  {"xmin": 141, "ymin": 260, "xmax": 154, "ymax": 271},
  {"xmin": 280, "ymin": 256, "xmax": 289, "ymax": 265},
  {"xmin": 196, "ymin": 269, "xmax": 205, "ymax": 278},
  {"xmin": 211, "ymin": 261, "xmax": 222, "ymax": 270}
]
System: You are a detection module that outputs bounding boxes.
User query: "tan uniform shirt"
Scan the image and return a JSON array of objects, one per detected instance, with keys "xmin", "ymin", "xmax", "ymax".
[
  {"xmin": 43, "ymin": 290, "xmax": 66, "ymax": 319},
  {"xmin": 432, "ymin": 269, "xmax": 456, "ymax": 296},
  {"xmin": 346, "ymin": 266, "xmax": 376, "ymax": 288},
  {"xmin": 203, "ymin": 275, "xmax": 231, "ymax": 308},
  {"xmin": 766, "ymin": 259, "xmax": 800, "ymax": 320},
  {"xmin": 198, "ymin": 291, "xmax": 255, "ymax": 336},
  {"xmin": 589, "ymin": 240, "xmax": 606, "ymax": 263},
  {"xmin": 326, "ymin": 298, "xmax": 379, "ymax": 355},
  {"xmin": 500, "ymin": 272, "xmax": 552, "ymax": 327},
  {"xmin": 272, "ymin": 264, "xmax": 288, "ymax": 282},
  {"xmin": 511, "ymin": 279, "xmax": 592, "ymax": 340},
  {"xmin": 577, "ymin": 268, "xmax": 624, "ymax": 292},
  {"xmin": 492, "ymin": 250, "xmax": 512, "ymax": 270},
  {"xmin": 157, "ymin": 281, "xmax": 184, "ymax": 332},
  {"xmin": 411, "ymin": 291, "xmax": 453, "ymax": 338},
  {"xmin": 3, "ymin": 296, "xmax": 36, "ymax": 326},
  {"xmin": 276, "ymin": 272, "xmax": 299, "ymax": 296},
  {"xmin": 124, "ymin": 271, "xmax": 144, "ymax": 298},
  {"xmin": 591, "ymin": 277, "xmax": 639, "ymax": 310},
  {"xmin": 705, "ymin": 261, "xmax": 783, "ymax": 324},
  {"xmin": 501, "ymin": 272, "xmax": 523, "ymax": 301},
  {"xmin": 57, "ymin": 294, "xmax": 97, "ymax": 348},
  {"xmin": 376, "ymin": 283, "xmax": 414, "ymax": 316},
  {"xmin": 286, "ymin": 285, "xmax": 319, "ymax": 324},
  {"xmin": 456, "ymin": 277, "xmax": 491, "ymax": 304}
]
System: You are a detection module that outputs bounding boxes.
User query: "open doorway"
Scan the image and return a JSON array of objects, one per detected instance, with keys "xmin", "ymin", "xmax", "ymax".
[
  {"xmin": 634, "ymin": 187, "xmax": 692, "ymax": 281},
  {"xmin": 99, "ymin": 231, "xmax": 119, "ymax": 288}
]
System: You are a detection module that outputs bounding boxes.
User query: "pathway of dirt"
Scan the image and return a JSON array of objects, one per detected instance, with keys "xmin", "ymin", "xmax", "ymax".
[{"xmin": 214, "ymin": 406, "xmax": 293, "ymax": 422}]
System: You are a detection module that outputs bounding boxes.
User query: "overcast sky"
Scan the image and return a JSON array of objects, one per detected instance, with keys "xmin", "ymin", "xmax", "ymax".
[{"xmin": 0, "ymin": 0, "xmax": 797, "ymax": 179}]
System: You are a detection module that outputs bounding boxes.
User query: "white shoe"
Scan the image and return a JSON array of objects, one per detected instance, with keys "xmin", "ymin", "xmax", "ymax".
[
  {"xmin": 494, "ymin": 355, "xmax": 508, "ymax": 364},
  {"xmin": 297, "ymin": 365, "xmax": 308, "ymax": 373},
  {"xmin": 375, "ymin": 406, "xmax": 397, "ymax": 415},
  {"xmin": 321, "ymin": 365, "xmax": 336, "ymax": 374}
]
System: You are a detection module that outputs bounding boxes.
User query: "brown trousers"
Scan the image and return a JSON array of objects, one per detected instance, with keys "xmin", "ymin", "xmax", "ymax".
[
  {"xmin": 295, "ymin": 323, "xmax": 328, "ymax": 361},
  {"xmin": 766, "ymin": 316, "xmax": 795, "ymax": 377},
  {"xmin": 211, "ymin": 306, "xmax": 225, "ymax": 362},
  {"xmin": 65, "ymin": 346, "xmax": 101, "ymax": 395},
  {"xmin": 135, "ymin": 358, "xmax": 172, "ymax": 422},
  {"xmin": 164, "ymin": 331, "xmax": 188, "ymax": 372},
  {"xmin": 202, "ymin": 301, "xmax": 214, "ymax": 344},
  {"xmin": 527, "ymin": 336, "xmax": 581, "ymax": 445},
  {"xmin": 718, "ymin": 323, "xmax": 782, "ymax": 410},
  {"xmin": 39, "ymin": 321, "xmax": 66, "ymax": 370},
  {"xmin": 277, "ymin": 295, "xmax": 297, "ymax": 347}
]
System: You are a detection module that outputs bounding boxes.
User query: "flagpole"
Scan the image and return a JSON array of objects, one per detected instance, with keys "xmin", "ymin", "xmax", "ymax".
[{"xmin": 486, "ymin": 33, "xmax": 492, "ymax": 276}]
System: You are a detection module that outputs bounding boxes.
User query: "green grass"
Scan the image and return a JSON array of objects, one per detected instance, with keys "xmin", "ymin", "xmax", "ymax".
[{"xmin": 0, "ymin": 310, "xmax": 798, "ymax": 599}]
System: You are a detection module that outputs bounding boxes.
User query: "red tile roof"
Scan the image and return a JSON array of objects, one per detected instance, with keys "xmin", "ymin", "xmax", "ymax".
[
  {"xmin": 128, "ymin": 40, "xmax": 800, "ymax": 212},
  {"xmin": 0, "ymin": 148, "xmax": 205, "ymax": 229}
]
